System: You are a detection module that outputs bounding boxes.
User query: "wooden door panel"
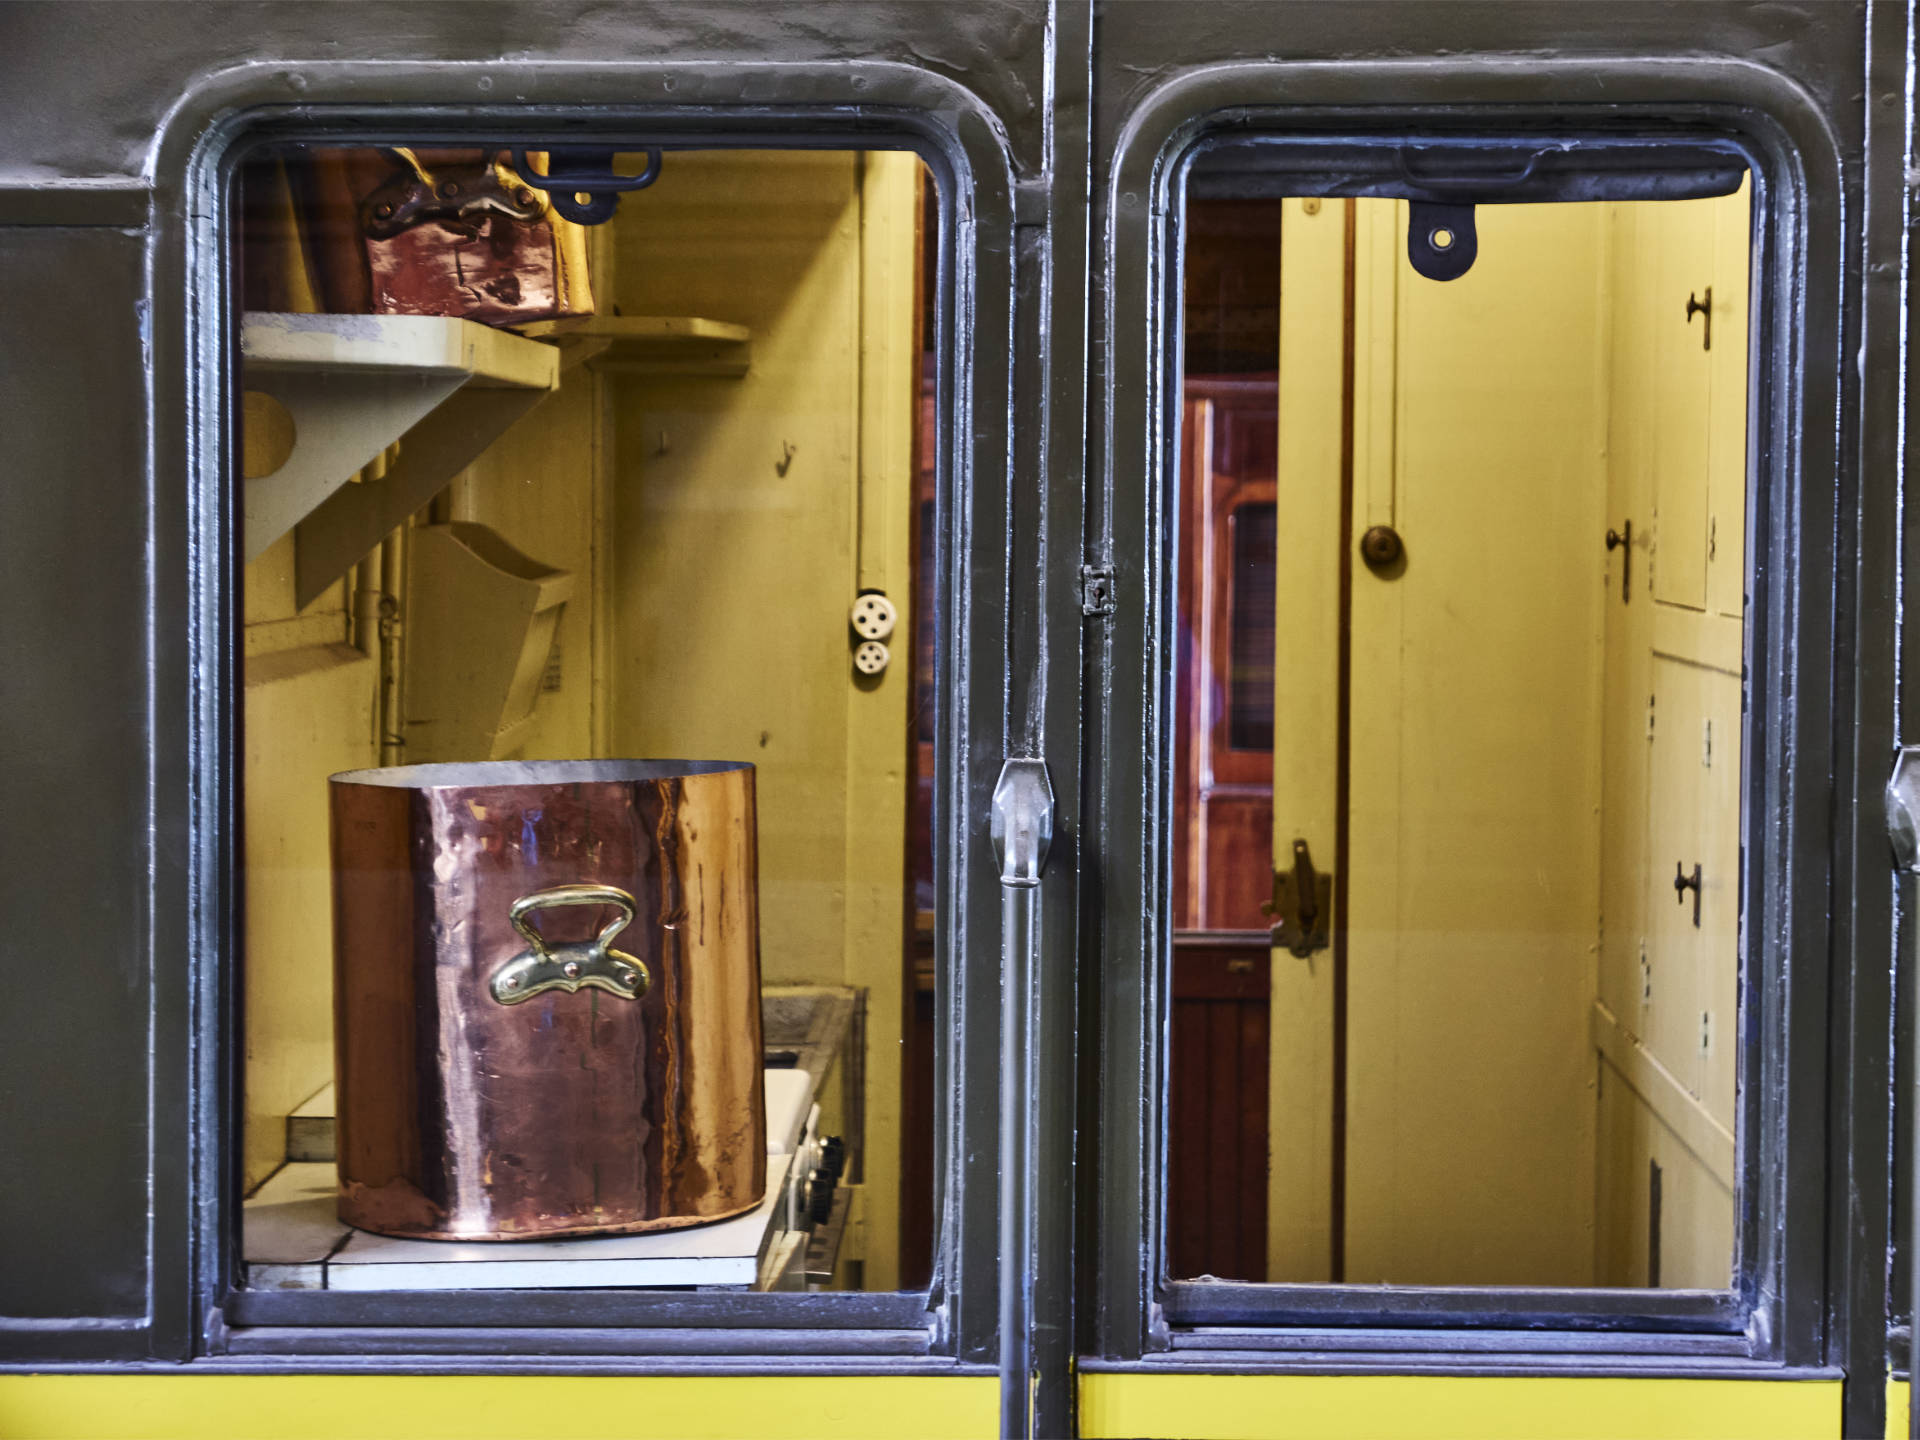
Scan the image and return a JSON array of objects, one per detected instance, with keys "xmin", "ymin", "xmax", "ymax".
[
  {"xmin": 1168, "ymin": 936, "xmax": 1271, "ymax": 1281},
  {"xmin": 1200, "ymin": 790, "xmax": 1273, "ymax": 931}
]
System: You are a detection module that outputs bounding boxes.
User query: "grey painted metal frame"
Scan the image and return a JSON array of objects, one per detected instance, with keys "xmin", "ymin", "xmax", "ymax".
[
  {"xmin": 1083, "ymin": 21, "xmax": 1889, "ymax": 1431},
  {"xmin": 0, "ymin": 0, "xmax": 1089, "ymax": 1382}
]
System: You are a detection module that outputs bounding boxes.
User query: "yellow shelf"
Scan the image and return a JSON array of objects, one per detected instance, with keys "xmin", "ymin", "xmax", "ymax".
[
  {"xmin": 240, "ymin": 312, "xmax": 561, "ymax": 605},
  {"xmin": 517, "ymin": 314, "xmax": 752, "ymax": 376}
]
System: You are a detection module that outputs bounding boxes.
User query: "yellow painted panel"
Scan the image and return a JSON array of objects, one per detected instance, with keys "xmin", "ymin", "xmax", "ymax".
[
  {"xmin": 610, "ymin": 150, "xmax": 868, "ymax": 988},
  {"xmin": 242, "ymin": 640, "xmax": 375, "ymax": 1191},
  {"xmin": 454, "ymin": 376, "xmax": 600, "ymax": 762},
  {"xmin": 609, "ymin": 149, "xmax": 920, "ymax": 1283},
  {"xmin": 0, "ymin": 1375, "xmax": 996, "ymax": 1440},
  {"xmin": 1079, "ymin": 1372, "xmax": 1840, "ymax": 1440},
  {"xmin": 1265, "ymin": 195, "xmax": 1346, "ymax": 1283},
  {"xmin": 1343, "ymin": 199, "xmax": 1608, "ymax": 1286},
  {"xmin": 1888, "ymin": 1378, "xmax": 1909, "ymax": 1438},
  {"xmin": 1647, "ymin": 196, "xmax": 1717, "ymax": 610}
]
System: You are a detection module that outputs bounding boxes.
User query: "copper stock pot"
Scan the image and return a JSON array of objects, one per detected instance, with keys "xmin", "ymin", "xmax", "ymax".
[{"xmin": 328, "ymin": 759, "xmax": 766, "ymax": 1241}]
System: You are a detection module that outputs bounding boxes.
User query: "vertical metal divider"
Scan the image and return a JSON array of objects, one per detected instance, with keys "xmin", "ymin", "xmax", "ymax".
[
  {"xmin": 993, "ymin": 758, "xmax": 1057, "ymax": 1436},
  {"xmin": 1891, "ymin": 752, "xmax": 1920, "ymax": 1440}
]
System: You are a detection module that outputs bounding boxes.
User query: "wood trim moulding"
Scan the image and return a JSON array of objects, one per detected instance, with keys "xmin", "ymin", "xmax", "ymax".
[{"xmin": 1589, "ymin": 1000, "xmax": 1735, "ymax": 1188}]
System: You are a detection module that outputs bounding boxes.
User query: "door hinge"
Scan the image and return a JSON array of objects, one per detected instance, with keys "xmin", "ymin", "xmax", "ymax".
[{"xmin": 1080, "ymin": 565, "xmax": 1115, "ymax": 617}]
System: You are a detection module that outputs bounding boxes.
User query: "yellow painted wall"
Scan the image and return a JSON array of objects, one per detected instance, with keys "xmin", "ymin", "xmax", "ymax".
[
  {"xmin": 450, "ymin": 374, "xmax": 602, "ymax": 761},
  {"xmin": 0, "ymin": 1375, "xmax": 996, "ymax": 1440},
  {"xmin": 241, "ymin": 541, "xmax": 372, "ymax": 1191},
  {"xmin": 607, "ymin": 149, "xmax": 917, "ymax": 1286}
]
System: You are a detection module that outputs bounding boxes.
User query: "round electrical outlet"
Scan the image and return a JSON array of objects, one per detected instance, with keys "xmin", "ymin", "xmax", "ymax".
[
  {"xmin": 849, "ymin": 592, "xmax": 897, "ymax": 641},
  {"xmin": 853, "ymin": 640, "xmax": 891, "ymax": 676}
]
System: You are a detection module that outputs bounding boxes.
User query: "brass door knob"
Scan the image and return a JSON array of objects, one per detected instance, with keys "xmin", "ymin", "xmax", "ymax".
[{"xmin": 1360, "ymin": 524, "xmax": 1404, "ymax": 571}]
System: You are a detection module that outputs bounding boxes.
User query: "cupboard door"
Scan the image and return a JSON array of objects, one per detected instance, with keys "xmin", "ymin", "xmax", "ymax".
[
  {"xmin": 1706, "ymin": 180, "xmax": 1753, "ymax": 622},
  {"xmin": 1644, "ymin": 655, "xmax": 1709, "ymax": 1096},
  {"xmin": 1648, "ymin": 199, "xmax": 1717, "ymax": 611}
]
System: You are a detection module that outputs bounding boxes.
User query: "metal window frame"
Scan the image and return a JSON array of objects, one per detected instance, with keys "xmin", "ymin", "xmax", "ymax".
[
  {"xmin": 151, "ymin": 61, "xmax": 1021, "ymax": 1370},
  {"xmin": 1087, "ymin": 58, "xmax": 1852, "ymax": 1375}
]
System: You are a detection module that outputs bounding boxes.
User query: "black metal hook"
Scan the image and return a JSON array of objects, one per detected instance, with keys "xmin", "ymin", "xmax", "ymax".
[
  {"xmin": 1407, "ymin": 202, "xmax": 1477, "ymax": 281},
  {"xmin": 510, "ymin": 147, "xmax": 663, "ymax": 226},
  {"xmin": 1686, "ymin": 287, "xmax": 1713, "ymax": 350}
]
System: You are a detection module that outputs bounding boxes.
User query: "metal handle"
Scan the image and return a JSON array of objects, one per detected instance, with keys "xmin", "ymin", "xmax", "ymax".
[
  {"xmin": 1606, "ymin": 520, "xmax": 1632, "ymax": 603},
  {"xmin": 1686, "ymin": 287, "xmax": 1713, "ymax": 350},
  {"xmin": 990, "ymin": 758, "xmax": 1063, "ymax": 1440},
  {"xmin": 1888, "ymin": 751, "xmax": 1920, "ymax": 1438},
  {"xmin": 1673, "ymin": 862, "xmax": 1702, "ymax": 928},
  {"xmin": 509, "ymin": 147, "xmax": 663, "ymax": 226},
  {"xmin": 490, "ymin": 883, "xmax": 649, "ymax": 1006}
]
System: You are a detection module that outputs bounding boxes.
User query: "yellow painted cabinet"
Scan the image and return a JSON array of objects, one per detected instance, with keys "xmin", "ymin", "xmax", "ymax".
[
  {"xmin": 1648, "ymin": 198, "xmax": 1718, "ymax": 611},
  {"xmin": 1593, "ymin": 178, "xmax": 1747, "ymax": 1288}
]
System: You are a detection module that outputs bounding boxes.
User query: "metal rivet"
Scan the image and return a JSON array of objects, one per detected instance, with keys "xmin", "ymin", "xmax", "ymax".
[
  {"xmin": 563, "ymin": 961, "xmax": 581, "ymax": 979},
  {"xmin": 504, "ymin": 976, "xmax": 520, "ymax": 989}
]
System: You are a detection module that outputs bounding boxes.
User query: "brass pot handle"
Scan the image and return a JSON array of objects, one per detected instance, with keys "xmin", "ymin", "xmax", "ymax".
[{"xmin": 490, "ymin": 883, "xmax": 650, "ymax": 1006}]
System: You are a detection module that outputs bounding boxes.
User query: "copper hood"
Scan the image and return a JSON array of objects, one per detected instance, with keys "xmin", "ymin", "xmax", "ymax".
[{"xmin": 328, "ymin": 759, "xmax": 766, "ymax": 1241}]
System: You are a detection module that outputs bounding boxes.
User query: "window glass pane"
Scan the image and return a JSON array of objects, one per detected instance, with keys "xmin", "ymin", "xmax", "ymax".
[
  {"xmin": 236, "ymin": 144, "xmax": 940, "ymax": 1295},
  {"xmin": 1168, "ymin": 179, "xmax": 1751, "ymax": 1290},
  {"xmin": 1227, "ymin": 501, "xmax": 1277, "ymax": 753}
]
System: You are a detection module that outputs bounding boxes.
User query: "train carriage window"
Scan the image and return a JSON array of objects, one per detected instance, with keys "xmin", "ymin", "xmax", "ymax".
[
  {"xmin": 1167, "ymin": 155, "xmax": 1753, "ymax": 1292},
  {"xmin": 234, "ymin": 143, "xmax": 944, "ymax": 1297}
]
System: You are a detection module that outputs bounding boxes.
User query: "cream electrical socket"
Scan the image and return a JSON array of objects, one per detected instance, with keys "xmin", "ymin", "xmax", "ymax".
[
  {"xmin": 853, "ymin": 640, "xmax": 891, "ymax": 676},
  {"xmin": 849, "ymin": 592, "xmax": 897, "ymax": 641}
]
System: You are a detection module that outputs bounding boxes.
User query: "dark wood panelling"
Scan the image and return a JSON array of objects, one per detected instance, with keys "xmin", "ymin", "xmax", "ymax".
[{"xmin": 1168, "ymin": 935, "xmax": 1271, "ymax": 1282}]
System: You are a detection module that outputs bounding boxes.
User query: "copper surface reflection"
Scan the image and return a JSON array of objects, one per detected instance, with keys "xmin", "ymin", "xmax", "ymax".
[{"xmin": 329, "ymin": 760, "xmax": 766, "ymax": 1241}]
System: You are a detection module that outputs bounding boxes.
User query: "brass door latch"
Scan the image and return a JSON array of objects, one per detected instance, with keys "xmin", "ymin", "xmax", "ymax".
[{"xmin": 1264, "ymin": 837, "xmax": 1333, "ymax": 958}]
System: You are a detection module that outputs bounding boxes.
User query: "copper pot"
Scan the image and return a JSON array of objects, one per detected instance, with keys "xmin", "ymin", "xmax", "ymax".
[{"xmin": 327, "ymin": 759, "xmax": 765, "ymax": 1240}]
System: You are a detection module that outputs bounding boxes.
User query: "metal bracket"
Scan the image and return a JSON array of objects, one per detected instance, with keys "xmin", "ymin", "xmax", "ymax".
[
  {"xmin": 991, "ymin": 758, "xmax": 1054, "ymax": 887},
  {"xmin": 1264, "ymin": 837, "xmax": 1332, "ymax": 958},
  {"xmin": 1080, "ymin": 564, "xmax": 1116, "ymax": 618},
  {"xmin": 1889, "ymin": 748, "xmax": 1920, "ymax": 872}
]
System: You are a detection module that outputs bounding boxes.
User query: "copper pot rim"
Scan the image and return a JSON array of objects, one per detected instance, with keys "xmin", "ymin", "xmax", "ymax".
[
  {"xmin": 330, "ymin": 758, "xmax": 755, "ymax": 790},
  {"xmin": 338, "ymin": 1190, "xmax": 768, "ymax": 1244}
]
